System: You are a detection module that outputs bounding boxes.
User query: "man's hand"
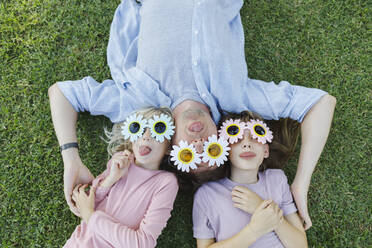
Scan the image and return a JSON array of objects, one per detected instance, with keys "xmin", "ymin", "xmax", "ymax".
[
  {"xmin": 63, "ymin": 153, "xmax": 94, "ymax": 216},
  {"xmin": 249, "ymin": 200, "xmax": 283, "ymax": 237},
  {"xmin": 291, "ymin": 184, "xmax": 312, "ymax": 230},
  {"xmin": 231, "ymin": 186, "xmax": 263, "ymax": 214},
  {"xmin": 72, "ymin": 184, "xmax": 96, "ymax": 223}
]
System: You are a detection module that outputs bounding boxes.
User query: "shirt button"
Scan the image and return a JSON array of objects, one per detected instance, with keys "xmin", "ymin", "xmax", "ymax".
[
  {"xmin": 201, "ymin": 93, "xmax": 207, "ymax": 98},
  {"xmin": 195, "ymin": 30, "xmax": 199, "ymax": 35},
  {"xmin": 197, "ymin": 1, "xmax": 201, "ymax": 5},
  {"xmin": 193, "ymin": 61, "xmax": 198, "ymax": 66}
]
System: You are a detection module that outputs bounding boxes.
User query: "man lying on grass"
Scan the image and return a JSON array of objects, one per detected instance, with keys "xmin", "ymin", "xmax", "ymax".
[{"xmin": 49, "ymin": 0, "xmax": 336, "ymax": 230}]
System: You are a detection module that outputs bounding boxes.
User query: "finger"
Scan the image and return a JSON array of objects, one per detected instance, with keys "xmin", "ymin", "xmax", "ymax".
[
  {"xmin": 267, "ymin": 201, "xmax": 277, "ymax": 211},
  {"xmin": 69, "ymin": 204, "xmax": 81, "ymax": 217},
  {"xmin": 112, "ymin": 159, "xmax": 120, "ymax": 168},
  {"xmin": 257, "ymin": 199, "xmax": 271, "ymax": 210},
  {"xmin": 89, "ymin": 186, "xmax": 97, "ymax": 197},
  {"xmin": 231, "ymin": 196, "xmax": 244, "ymax": 204},
  {"xmin": 128, "ymin": 153, "xmax": 135, "ymax": 163},
  {"xmin": 273, "ymin": 202, "xmax": 279, "ymax": 213},
  {"xmin": 302, "ymin": 214, "xmax": 313, "ymax": 230},
  {"xmin": 66, "ymin": 190, "xmax": 76, "ymax": 208},
  {"xmin": 231, "ymin": 190, "xmax": 245, "ymax": 199},
  {"xmin": 72, "ymin": 184, "xmax": 81, "ymax": 195},
  {"xmin": 118, "ymin": 159, "xmax": 126, "ymax": 169},
  {"xmin": 233, "ymin": 203, "xmax": 247, "ymax": 212},
  {"xmin": 233, "ymin": 186, "xmax": 249, "ymax": 193},
  {"xmin": 123, "ymin": 150, "xmax": 131, "ymax": 156},
  {"xmin": 79, "ymin": 184, "xmax": 89, "ymax": 194},
  {"xmin": 278, "ymin": 209, "xmax": 284, "ymax": 220}
]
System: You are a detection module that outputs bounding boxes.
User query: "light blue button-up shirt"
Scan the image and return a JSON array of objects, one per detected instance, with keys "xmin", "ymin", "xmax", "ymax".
[{"xmin": 58, "ymin": 0, "xmax": 326, "ymax": 124}]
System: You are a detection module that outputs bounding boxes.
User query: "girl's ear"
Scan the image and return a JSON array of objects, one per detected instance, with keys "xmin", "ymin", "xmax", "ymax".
[{"xmin": 263, "ymin": 144, "xmax": 269, "ymax": 158}]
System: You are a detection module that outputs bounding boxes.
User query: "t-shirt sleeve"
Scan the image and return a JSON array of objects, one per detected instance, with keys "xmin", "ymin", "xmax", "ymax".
[
  {"xmin": 241, "ymin": 79, "xmax": 327, "ymax": 122},
  {"xmin": 192, "ymin": 188, "xmax": 215, "ymax": 239},
  {"xmin": 275, "ymin": 171, "xmax": 297, "ymax": 216},
  {"xmin": 88, "ymin": 174, "xmax": 178, "ymax": 248}
]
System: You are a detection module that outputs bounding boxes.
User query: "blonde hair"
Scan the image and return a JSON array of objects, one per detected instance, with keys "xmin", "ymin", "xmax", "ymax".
[{"xmin": 104, "ymin": 107, "xmax": 174, "ymax": 157}]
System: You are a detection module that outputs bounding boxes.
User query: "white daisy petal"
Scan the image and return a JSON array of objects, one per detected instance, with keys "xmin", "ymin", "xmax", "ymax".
[
  {"xmin": 247, "ymin": 119, "xmax": 274, "ymax": 144},
  {"xmin": 148, "ymin": 114, "xmax": 175, "ymax": 143},
  {"xmin": 201, "ymin": 135, "xmax": 230, "ymax": 167},
  {"xmin": 121, "ymin": 114, "xmax": 147, "ymax": 142},
  {"xmin": 169, "ymin": 140, "xmax": 200, "ymax": 173}
]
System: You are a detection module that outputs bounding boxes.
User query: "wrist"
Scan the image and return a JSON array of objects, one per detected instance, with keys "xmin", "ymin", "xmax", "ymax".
[
  {"xmin": 100, "ymin": 175, "xmax": 118, "ymax": 188},
  {"xmin": 245, "ymin": 223, "xmax": 261, "ymax": 243},
  {"xmin": 275, "ymin": 215, "xmax": 286, "ymax": 232},
  {"xmin": 83, "ymin": 210, "xmax": 94, "ymax": 223},
  {"xmin": 61, "ymin": 149, "xmax": 81, "ymax": 167}
]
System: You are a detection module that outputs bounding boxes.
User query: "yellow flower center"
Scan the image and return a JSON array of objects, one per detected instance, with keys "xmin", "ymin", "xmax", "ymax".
[
  {"xmin": 253, "ymin": 124, "xmax": 266, "ymax": 137},
  {"xmin": 208, "ymin": 143, "xmax": 222, "ymax": 159},
  {"xmin": 226, "ymin": 124, "xmax": 240, "ymax": 136},
  {"xmin": 178, "ymin": 148, "xmax": 194, "ymax": 164}
]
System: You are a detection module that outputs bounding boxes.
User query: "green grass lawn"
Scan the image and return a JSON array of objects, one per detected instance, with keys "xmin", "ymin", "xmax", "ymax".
[{"xmin": 0, "ymin": 0, "xmax": 370, "ymax": 247}]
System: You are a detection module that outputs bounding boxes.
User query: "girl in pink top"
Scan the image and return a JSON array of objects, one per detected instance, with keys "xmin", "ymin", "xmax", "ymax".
[
  {"xmin": 193, "ymin": 111, "xmax": 308, "ymax": 248},
  {"xmin": 64, "ymin": 107, "xmax": 179, "ymax": 248}
]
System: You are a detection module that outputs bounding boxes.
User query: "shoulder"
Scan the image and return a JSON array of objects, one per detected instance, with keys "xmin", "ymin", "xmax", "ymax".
[
  {"xmin": 262, "ymin": 169, "xmax": 288, "ymax": 184},
  {"xmin": 194, "ymin": 179, "xmax": 225, "ymax": 201},
  {"xmin": 156, "ymin": 171, "xmax": 179, "ymax": 191}
]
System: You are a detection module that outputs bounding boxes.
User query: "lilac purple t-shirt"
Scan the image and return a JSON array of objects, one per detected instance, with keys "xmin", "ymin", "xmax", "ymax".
[{"xmin": 193, "ymin": 169, "xmax": 297, "ymax": 248}]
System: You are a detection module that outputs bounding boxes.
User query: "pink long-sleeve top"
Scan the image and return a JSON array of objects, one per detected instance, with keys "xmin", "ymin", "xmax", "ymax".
[{"xmin": 64, "ymin": 160, "xmax": 179, "ymax": 248}]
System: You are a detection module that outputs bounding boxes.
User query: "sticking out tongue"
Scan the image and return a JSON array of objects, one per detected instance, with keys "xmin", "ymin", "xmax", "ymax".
[
  {"xmin": 139, "ymin": 146, "xmax": 152, "ymax": 156},
  {"xmin": 189, "ymin": 121, "xmax": 204, "ymax": 132}
]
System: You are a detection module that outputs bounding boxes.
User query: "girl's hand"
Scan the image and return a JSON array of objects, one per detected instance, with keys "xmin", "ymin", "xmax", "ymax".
[
  {"xmin": 109, "ymin": 150, "xmax": 133, "ymax": 182},
  {"xmin": 231, "ymin": 186, "xmax": 263, "ymax": 214},
  {"xmin": 249, "ymin": 200, "xmax": 284, "ymax": 237},
  {"xmin": 72, "ymin": 184, "xmax": 96, "ymax": 223}
]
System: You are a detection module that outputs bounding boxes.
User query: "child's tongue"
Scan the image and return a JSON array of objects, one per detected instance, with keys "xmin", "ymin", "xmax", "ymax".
[{"xmin": 139, "ymin": 146, "xmax": 152, "ymax": 156}]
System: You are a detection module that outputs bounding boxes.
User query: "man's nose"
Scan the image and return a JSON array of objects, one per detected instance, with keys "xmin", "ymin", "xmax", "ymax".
[{"xmin": 192, "ymin": 138, "xmax": 205, "ymax": 154}]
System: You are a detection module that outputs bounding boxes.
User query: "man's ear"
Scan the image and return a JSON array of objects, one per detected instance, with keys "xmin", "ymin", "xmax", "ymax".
[{"xmin": 263, "ymin": 144, "xmax": 269, "ymax": 158}]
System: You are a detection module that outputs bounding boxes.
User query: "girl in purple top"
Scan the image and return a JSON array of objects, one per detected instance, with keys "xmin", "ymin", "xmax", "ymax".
[
  {"xmin": 193, "ymin": 111, "xmax": 307, "ymax": 247},
  {"xmin": 65, "ymin": 107, "xmax": 178, "ymax": 248}
]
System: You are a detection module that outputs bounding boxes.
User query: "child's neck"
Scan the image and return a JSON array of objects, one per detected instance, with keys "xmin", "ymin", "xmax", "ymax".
[
  {"xmin": 135, "ymin": 161, "xmax": 160, "ymax": 171},
  {"xmin": 230, "ymin": 167, "xmax": 259, "ymax": 184}
]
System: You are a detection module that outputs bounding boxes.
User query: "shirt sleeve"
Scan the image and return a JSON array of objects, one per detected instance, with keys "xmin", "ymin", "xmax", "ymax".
[
  {"xmin": 192, "ymin": 188, "xmax": 215, "ymax": 239},
  {"xmin": 57, "ymin": 77, "xmax": 124, "ymax": 122},
  {"xmin": 107, "ymin": 0, "xmax": 141, "ymax": 85},
  {"xmin": 241, "ymin": 78, "xmax": 327, "ymax": 122},
  {"xmin": 87, "ymin": 174, "xmax": 179, "ymax": 248}
]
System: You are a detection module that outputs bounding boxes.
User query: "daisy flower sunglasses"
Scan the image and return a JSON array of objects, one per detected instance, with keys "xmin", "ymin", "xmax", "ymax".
[
  {"xmin": 170, "ymin": 119, "xmax": 273, "ymax": 173},
  {"xmin": 121, "ymin": 113, "xmax": 175, "ymax": 143}
]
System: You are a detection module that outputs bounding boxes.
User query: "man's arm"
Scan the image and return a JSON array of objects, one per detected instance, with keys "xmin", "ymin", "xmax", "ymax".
[
  {"xmin": 292, "ymin": 94, "xmax": 336, "ymax": 229},
  {"xmin": 48, "ymin": 83, "xmax": 94, "ymax": 216}
]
